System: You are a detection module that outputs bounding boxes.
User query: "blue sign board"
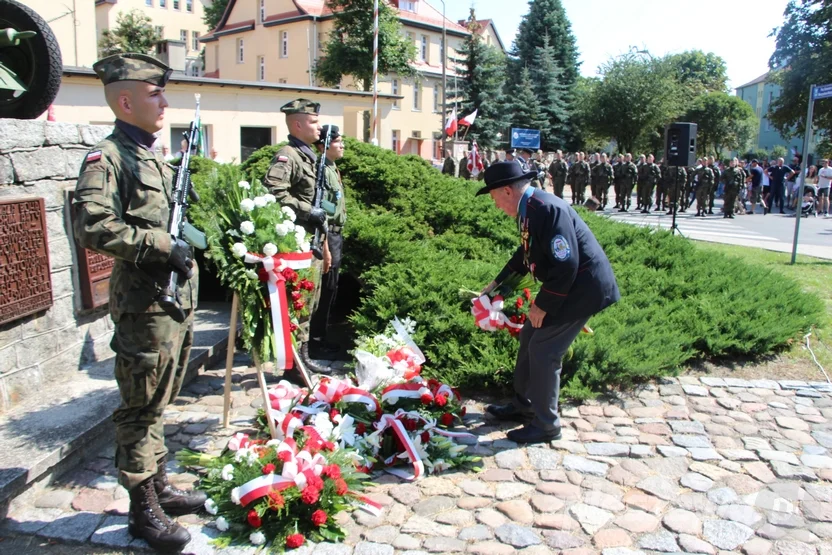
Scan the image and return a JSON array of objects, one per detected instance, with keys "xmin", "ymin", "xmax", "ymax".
[
  {"xmin": 813, "ymin": 84, "xmax": 832, "ymax": 101},
  {"xmin": 510, "ymin": 128, "xmax": 541, "ymax": 149}
]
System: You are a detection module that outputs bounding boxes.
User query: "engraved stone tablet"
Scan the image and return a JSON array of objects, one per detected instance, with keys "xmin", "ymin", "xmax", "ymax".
[{"xmin": 0, "ymin": 198, "xmax": 53, "ymax": 325}]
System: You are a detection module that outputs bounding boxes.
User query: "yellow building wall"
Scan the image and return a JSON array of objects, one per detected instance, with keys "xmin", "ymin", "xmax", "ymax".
[
  {"xmin": 21, "ymin": 0, "xmax": 98, "ymax": 67},
  {"xmin": 95, "ymin": 0, "xmax": 211, "ymax": 57}
]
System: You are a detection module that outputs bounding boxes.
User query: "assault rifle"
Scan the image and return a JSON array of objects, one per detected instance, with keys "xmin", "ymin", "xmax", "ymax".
[
  {"xmin": 158, "ymin": 94, "xmax": 208, "ymax": 322},
  {"xmin": 310, "ymin": 125, "xmax": 333, "ymax": 260}
]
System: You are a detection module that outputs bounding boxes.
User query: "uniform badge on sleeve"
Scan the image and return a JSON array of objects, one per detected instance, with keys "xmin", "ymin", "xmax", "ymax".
[
  {"xmin": 277, "ymin": 155, "xmax": 289, "ymax": 163},
  {"xmin": 552, "ymin": 235, "xmax": 571, "ymax": 261},
  {"xmin": 86, "ymin": 151, "xmax": 102, "ymax": 162}
]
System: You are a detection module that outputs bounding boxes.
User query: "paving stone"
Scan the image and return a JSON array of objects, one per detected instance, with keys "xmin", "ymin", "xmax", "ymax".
[
  {"xmin": 530, "ymin": 494, "xmax": 565, "ymax": 513},
  {"xmin": 495, "ymin": 500, "xmax": 534, "ymax": 525},
  {"xmin": 803, "ymin": 445, "xmax": 827, "ymax": 456},
  {"xmin": 628, "ymin": 445, "xmax": 654, "ymax": 458},
  {"xmin": 622, "ymin": 491, "xmax": 665, "ymax": 514},
  {"xmin": 769, "ymin": 461, "xmax": 818, "ymax": 481},
  {"xmin": 418, "ymin": 477, "xmax": 461, "ymax": 497},
  {"xmin": 495, "ymin": 449, "xmax": 528, "ymax": 470},
  {"xmin": 759, "ymin": 450, "xmax": 801, "ymax": 465},
  {"xmin": 71, "ymin": 488, "xmax": 114, "ymax": 512},
  {"xmin": 480, "ymin": 468, "xmax": 515, "ymax": 482},
  {"xmin": 495, "ymin": 482, "xmax": 534, "ymax": 500},
  {"xmin": 593, "ymin": 527, "xmax": 632, "ymax": 549},
  {"xmin": 583, "ymin": 490, "xmax": 625, "ymax": 512},
  {"xmin": 681, "ymin": 472, "xmax": 715, "ymax": 492},
  {"xmin": 570, "ymin": 503, "xmax": 613, "ymax": 535},
  {"xmin": 709, "ymin": 487, "xmax": 739, "ymax": 505},
  {"xmin": 658, "ymin": 445, "xmax": 690, "ymax": 457},
  {"xmin": 457, "ymin": 497, "xmax": 491, "ymax": 510},
  {"xmin": 637, "ymin": 529, "xmax": 680, "ymax": 551},
  {"xmin": 673, "ymin": 434, "xmax": 713, "ymax": 448},
  {"xmin": 775, "ymin": 416, "xmax": 810, "ymax": 431},
  {"xmin": 401, "ymin": 516, "xmax": 457, "ymax": 537},
  {"xmin": 527, "ymin": 447, "xmax": 560, "ymax": 470},
  {"xmin": 716, "ymin": 504, "xmax": 764, "ymax": 527},
  {"xmin": 636, "ymin": 475, "xmax": 678, "ymax": 500},
  {"xmin": 703, "ymin": 519, "xmax": 755, "ymax": 550},
  {"xmin": 494, "ymin": 523, "xmax": 541, "ymax": 547},
  {"xmin": 422, "ymin": 537, "xmax": 466, "ymax": 553},
  {"xmin": 772, "ymin": 540, "xmax": 818, "ymax": 555},
  {"xmin": 33, "ymin": 490, "xmax": 76, "ymax": 509},
  {"xmin": 670, "ymin": 420, "xmax": 707, "ymax": 434},
  {"xmin": 742, "ymin": 536, "xmax": 773, "ymax": 555},
  {"xmin": 608, "ymin": 465, "xmax": 639, "ymax": 487},
  {"xmin": 88, "ymin": 475, "xmax": 119, "ymax": 490},
  {"xmin": 678, "ymin": 533, "xmax": 716, "ymax": 554},
  {"xmin": 103, "ymin": 497, "xmax": 130, "ymax": 516},
  {"xmin": 393, "ymin": 535, "xmax": 422, "ymax": 550},
  {"xmin": 806, "ymin": 484, "xmax": 832, "ymax": 503},
  {"xmin": 364, "ymin": 525, "xmax": 399, "ymax": 543},
  {"xmin": 683, "ymin": 385, "xmax": 710, "ymax": 397},
  {"xmin": 562, "ymin": 454, "xmax": 608, "ymax": 476},
  {"xmin": 389, "ymin": 484, "xmax": 422, "ymax": 505},
  {"xmin": 458, "ymin": 524, "xmax": 493, "ymax": 542},
  {"xmin": 812, "ymin": 431, "xmax": 832, "ymax": 448},
  {"xmin": 663, "ymin": 508, "xmax": 703, "ymax": 535},
  {"xmin": 2, "ymin": 508, "xmax": 64, "ymax": 534},
  {"xmin": 803, "ymin": 501, "xmax": 832, "ymax": 523},
  {"xmin": 689, "ymin": 461, "xmax": 734, "ymax": 480},
  {"xmin": 476, "ymin": 508, "xmax": 507, "ymax": 528},
  {"xmin": 745, "ymin": 461, "xmax": 777, "ymax": 484},
  {"xmin": 543, "ymin": 531, "xmax": 586, "ymax": 550},
  {"xmin": 39, "ymin": 512, "xmax": 104, "ymax": 542},
  {"xmin": 534, "ymin": 512, "xmax": 580, "ymax": 531},
  {"xmin": 586, "ymin": 443, "xmax": 630, "ymax": 457},
  {"xmin": 721, "ymin": 449, "xmax": 759, "ymax": 461},
  {"xmin": 536, "ymin": 481, "xmax": 582, "ymax": 500},
  {"xmin": 459, "ymin": 479, "xmax": 494, "ymax": 498},
  {"xmin": 614, "ymin": 510, "xmax": 659, "ymax": 533},
  {"xmin": 801, "ymin": 454, "xmax": 832, "ymax": 469},
  {"xmin": 674, "ymin": 492, "xmax": 717, "ymax": 515},
  {"xmin": 435, "ymin": 510, "xmax": 474, "ymax": 527},
  {"xmin": 689, "ymin": 447, "xmax": 724, "ymax": 461},
  {"xmin": 354, "ymin": 542, "xmax": 395, "ymax": 555}
]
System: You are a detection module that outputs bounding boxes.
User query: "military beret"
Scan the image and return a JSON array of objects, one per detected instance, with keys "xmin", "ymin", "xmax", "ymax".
[
  {"xmin": 315, "ymin": 124, "xmax": 340, "ymax": 144},
  {"xmin": 280, "ymin": 98, "xmax": 321, "ymax": 115},
  {"xmin": 93, "ymin": 53, "xmax": 172, "ymax": 87}
]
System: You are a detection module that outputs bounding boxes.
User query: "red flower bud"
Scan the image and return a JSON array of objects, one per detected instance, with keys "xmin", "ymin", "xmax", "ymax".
[
  {"xmin": 278, "ymin": 451, "xmax": 292, "ymax": 462},
  {"xmin": 293, "ymin": 300, "xmax": 305, "ymax": 311},
  {"xmin": 311, "ymin": 509, "xmax": 328, "ymax": 526},
  {"xmin": 335, "ymin": 478, "xmax": 348, "ymax": 495},
  {"xmin": 262, "ymin": 463, "xmax": 276, "ymax": 475},
  {"xmin": 523, "ymin": 287, "xmax": 531, "ymax": 300},
  {"xmin": 289, "ymin": 322, "xmax": 298, "ymax": 332},
  {"xmin": 324, "ymin": 464, "xmax": 341, "ymax": 479},
  {"xmin": 516, "ymin": 297, "xmax": 524, "ymax": 308},
  {"xmin": 330, "ymin": 408, "xmax": 340, "ymax": 421},
  {"xmin": 461, "ymin": 406, "xmax": 467, "ymax": 416},
  {"xmin": 291, "ymin": 291, "xmax": 302, "ymax": 301},
  {"xmin": 257, "ymin": 268, "xmax": 269, "ymax": 282},
  {"xmin": 356, "ymin": 422, "xmax": 366, "ymax": 435},
  {"xmin": 420, "ymin": 393, "xmax": 433, "ymax": 405},
  {"xmin": 440, "ymin": 412, "xmax": 454, "ymax": 427},
  {"xmin": 268, "ymin": 490, "xmax": 285, "ymax": 509},
  {"xmin": 301, "ymin": 486, "xmax": 320, "ymax": 505},
  {"xmin": 421, "ymin": 431, "xmax": 430, "ymax": 443},
  {"xmin": 286, "ymin": 533, "xmax": 305, "ymax": 548},
  {"xmin": 282, "ymin": 268, "xmax": 298, "ymax": 283},
  {"xmin": 247, "ymin": 509, "xmax": 262, "ymax": 528},
  {"xmin": 435, "ymin": 394, "xmax": 448, "ymax": 407}
]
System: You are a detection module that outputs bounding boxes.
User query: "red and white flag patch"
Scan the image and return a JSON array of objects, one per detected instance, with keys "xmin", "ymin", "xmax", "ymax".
[
  {"xmin": 86, "ymin": 151, "xmax": 102, "ymax": 162},
  {"xmin": 277, "ymin": 155, "xmax": 288, "ymax": 163}
]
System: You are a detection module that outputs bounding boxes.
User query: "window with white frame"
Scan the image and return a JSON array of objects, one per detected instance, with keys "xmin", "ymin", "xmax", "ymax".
[
  {"xmin": 392, "ymin": 130, "xmax": 400, "ymax": 153},
  {"xmin": 400, "ymin": 0, "xmax": 417, "ymax": 12},
  {"xmin": 258, "ymin": 56, "xmax": 265, "ymax": 81},
  {"xmin": 412, "ymin": 82, "xmax": 420, "ymax": 111},
  {"xmin": 145, "ymin": 0, "xmax": 153, "ymax": 7},
  {"xmin": 433, "ymin": 83, "xmax": 440, "ymax": 112},
  {"xmin": 192, "ymin": 31, "xmax": 200, "ymax": 51},
  {"xmin": 420, "ymin": 35, "xmax": 428, "ymax": 62},
  {"xmin": 238, "ymin": 38, "xmax": 244, "ymax": 63},
  {"xmin": 281, "ymin": 31, "xmax": 289, "ymax": 58},
  {"xmin": 391, "ymin": 79, "xmax": 399, "ymax": 109},
  {"xmin": 259, "ymin": 0, "xmax": 266, "ymax": 23},
  {"xmin": 180, "ymin": 29, "xmax": 187, "ymax": 43},
  {"xmin": 186, "ymin": 0, "xmax": 192, "ymax": 12},
  {"xmin": 159, "ymin": 0, "xmax": 166, "ymax": 7},
  {"xmin": 173, "ymin": 0, "xmax": 180, "ymax": 9}
]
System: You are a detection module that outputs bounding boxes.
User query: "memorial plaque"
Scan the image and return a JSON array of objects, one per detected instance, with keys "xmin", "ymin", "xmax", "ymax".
[
  {"xmin": 68, "ymin": 191, "xmax": 113, "ymax": 309},
  {"xmin": 0, "ymin": 198, "xmax": 53, "ymax": 326}
]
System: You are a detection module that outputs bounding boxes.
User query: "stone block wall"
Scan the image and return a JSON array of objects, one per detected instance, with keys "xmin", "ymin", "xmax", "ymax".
[{"xmin": 0, "ymin": 119, "xmax": 116, "ymax": 411}]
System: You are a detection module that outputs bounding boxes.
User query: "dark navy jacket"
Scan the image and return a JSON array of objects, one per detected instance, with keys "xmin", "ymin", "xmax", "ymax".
[{"xmin": 495, "ymin": 188, "xmax": 620, "ymax": 326}]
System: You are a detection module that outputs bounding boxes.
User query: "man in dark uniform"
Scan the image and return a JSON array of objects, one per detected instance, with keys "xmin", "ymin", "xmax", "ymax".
[
  {"xmin": 264, "ymin": 98, "xmax": 330, "ymax": 374},
  {"xmin": 618, "ymin": 153, "xmax": 638, "ymax": 212},
  {"xmin": 549, "ymin": 150, "xmax": 568, "ymax": 199},
  {"xmin": 73, "ymin": 53, "xmax": 205, "ymax": 551},
  {"xmin": 477, "ymin": 162, "xmax": 620, "ymax": 443}
]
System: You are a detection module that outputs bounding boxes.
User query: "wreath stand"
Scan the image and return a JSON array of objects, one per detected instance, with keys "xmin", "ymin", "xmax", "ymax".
[{"xmin": 221, "ymin": 292, "xmax": 315, "ymax": 439}]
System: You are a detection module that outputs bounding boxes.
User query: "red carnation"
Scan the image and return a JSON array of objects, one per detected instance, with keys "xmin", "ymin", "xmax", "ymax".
[
  {"xmin": 421, "ymin": 431, "xmax": 430, "ymax": 443},
  {"xmin": 268, "ymin": 491, "xmax": 285, "ymax": 509},
  {"xmin": 291, "ymin": 291, "xmax": 302, "ymax": 301},
  {"xmin": 307, "ymin": 475, "xmax": 324, "ymax": 491},
  {"xmin": 523, "ymin": 287, "xmax": 531, "ymax": 300},
  {"xmin": 301, "ymin": 486, "xmax": 320, "ymax": 505},
  {"xmin": 262, "ymin": 463, "xmax": 276, "ymax": 475},
  {"xmin": 311, "ymin": 509, "xmax": 328, "ymax": 526},
  {"xmin": 282, "ymin": 268, "xmax": 298, "ymax": 283},
  {"xmin": 435, "ymin": 394, "xmax": 448, "ymax": 407},
  {"xmin": 293, "ymin": 300, "xmax": 305, "ymax": 311},
  {"xmin": 278, "ymin": 451, "xmax": 292, "ymax": 462},
  {"xmin": 516, "ymin": 297, "xmax": 524, "ymax": 308},
  {"xmin": 289, "ymin": 322, "xmax": 298, "ymax": 332},
  {"xmin": 330, "ymin": 409, "xmax": 340, "ymax": 421},
  {"xmin": 324, "ymin": 464, "xmax": 341, "ymax": 479},
  {"xmin": 403, "ymin": 418, "xmax": 418, "ymax": 431},
  {"xmin": 286, "ymin": 534, "xmax": 305, "ymax": 549},
  {"xmin": 441, "ymin": 412, "xmax": 454, "ymax": 426},
  {"xmin": 335, "ymin": 478, "xmax": 348, "ymax": 495},
  {"xmin": 323, "ymin": 441, "xmax": 336, "ymax": 451},
  {"xmin": 420, "ymin": 393, "xmax": 433, "ymax": 405},
  {"xmin": 356, "ymin": 422, "xmax": 367, "ymax": 435},
  {"xmin": 247, "ymin": 509, "xmax": 262, "ymax": 528},
  {"xmin": 299, "ymin": 278, "xmax": 314, "ymax": 291},
  {"xmin": 427, "ymin": 378, "xmax": 441, "ymax": 391}
]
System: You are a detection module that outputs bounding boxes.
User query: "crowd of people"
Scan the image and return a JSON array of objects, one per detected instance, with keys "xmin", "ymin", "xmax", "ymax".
[{"xmin": 443, "ymin": 148, "xmax": 832, "ymax": 218}]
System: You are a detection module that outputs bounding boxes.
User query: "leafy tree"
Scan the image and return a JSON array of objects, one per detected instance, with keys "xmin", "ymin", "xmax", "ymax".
[
  {"xmin": 202, "ymin": 0, "xmax": 230, "ymax": 31},
  {"xmin": 684, "ymin": 92, "xmax": 757, "ymax": 156},
  {"xmin": 571, "ymin": 76, "xmax": 607, "ymax": 152},
  {"xmin": 664, "ymin": 50, "xmax": 729, "ymax": 95},
  {"xmin": 584, "ymin": 54, "xmax": 683, "ymax": 154},
  {"xmin": 314, "ymin": 0, "xmax": 416, "ymax": 140},
  {"xmin": 447, "ymin": 10, "xmax": 508, "ymax": 149},
  {"xmin": 98, "ymin": 10, "xmax": 161, "ymax": 56},
  {"xmin": 768, "ymin": 0, "xmax": 832, "ymax": 141},
  {"xmin": 531, "ymin": 34, "xmax": 570, "ymax": 150},
  {"xmin": 507, "ymin": 67, "xmax": 547, "ymax": 135},
  {"xmin": 771, "ymin": 145, "xmax": 789, "ymax": 160}
]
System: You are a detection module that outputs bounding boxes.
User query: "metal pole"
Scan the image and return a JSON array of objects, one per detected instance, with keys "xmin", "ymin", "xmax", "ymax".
[
  {"xmin": 441, "ymin": 0, "xmax": 447, "ymax": 158},
  {"xmin": 791, "ymin": 84, "xmax": 815, "ymax": 264},
  {"xmin": 371, "ymin": 0, "xmax": 379, "ymax": 145}
]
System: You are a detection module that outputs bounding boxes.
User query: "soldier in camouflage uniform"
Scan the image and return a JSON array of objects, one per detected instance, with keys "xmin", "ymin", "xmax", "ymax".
[
  {"xmin": 681, "ymin": 162, "xmax": 697, "ymax": 212},
  {"xmin": 618, "ymin": 154, "xmax": 638, "ymax": 212},
  {"xmin": 441, "ymin": 148, "xmax": 457, "ymax": 177},
  {"xmin": 309, "ymin": 125, "xmax": 347, "ymax": 353},
  {"xmin": 651, "ymin": 157, "xmax": 664, "ymax": 211},
  {"xmin": 264, "ymin": 99, "xmax": 330, "ymax": 373},
  {"xmin": 459, "ymin": 151, "xmax": 471, "ymax": 180},
  {"xmin": 665, "ymin": 165, "xmax": 687, "ymax": 215},
  {"xmin": 612, "ymin": 155, "xmax": 623, "ymax": 209},
  {"xmin": 72, "ymin": 53, "xmax": 205, "ymax": 552},
  {"xmin": 696, "ymin": 161, "xmax": 716, "ymax": 217},
  {"xmin": 707, "ymin": 156, "xmax": 718, "ymax": 215},
  {"xmin": 722, "ymin": 157, "xmax": 744, "ymax": 219},
  {"xmin": 548, "ymin": 150, "xmax": 568, "ymax": 199},
  {"xmin": 572, "ymin": 152, "xmax": 590, "ymax": 205},
  {"xmin": 635, "ymin": 155, "xmax": 648, "ymax": 210}
]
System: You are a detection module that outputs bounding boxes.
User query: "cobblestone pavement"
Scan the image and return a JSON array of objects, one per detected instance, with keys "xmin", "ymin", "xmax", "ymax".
[{"xmin": 3, "ymin": 363, "xmax": 832, "ymax": 555}]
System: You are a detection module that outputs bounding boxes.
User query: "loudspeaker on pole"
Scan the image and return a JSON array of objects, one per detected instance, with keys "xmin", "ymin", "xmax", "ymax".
[{"xmin": 665, "ymin": 122, "xmax": 697, "ymax": 167}]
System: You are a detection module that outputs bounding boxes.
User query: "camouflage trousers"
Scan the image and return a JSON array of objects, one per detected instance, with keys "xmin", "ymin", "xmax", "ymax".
[
  {"xmin": 696, "ymin": 185, "xmax": 710, "ymax": 213},
  {"xmin": 636, "ymin": 180, "xmax": 652, "ymax": 209},
  {"xmin": 296, "ymin": 257, "xmax": 324, "ymax": 343},
  {"xmin": 111, "ymin": 310, "xmax": 193, "ymax": 490}
]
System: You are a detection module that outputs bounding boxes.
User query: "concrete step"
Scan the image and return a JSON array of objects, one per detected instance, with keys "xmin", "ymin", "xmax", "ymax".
[{"xmin": 0, "ymin": 303, "xmax": 232, "ymax": 511}]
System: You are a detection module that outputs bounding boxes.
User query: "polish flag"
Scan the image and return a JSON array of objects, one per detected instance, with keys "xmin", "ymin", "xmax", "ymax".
[
  {"xmin": 467, "ymin": 140, "xmax": 484, "ymax": 177},
  {"xmin": 459, "ymin": 109, "xmax": 478, "ymax": 127},
  {"xmin": 444, "ymin": 108, "xmax": 458, "ymax": 137}
]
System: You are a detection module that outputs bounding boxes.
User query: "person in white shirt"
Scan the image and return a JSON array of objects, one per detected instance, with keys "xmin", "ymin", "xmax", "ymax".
[{"xmin": 818, "ymin": 159, "xmax": 832, "ymax": 216}]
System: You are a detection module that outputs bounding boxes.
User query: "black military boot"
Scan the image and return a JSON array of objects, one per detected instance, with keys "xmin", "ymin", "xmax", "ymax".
[
  {"xmin": 300, "ymin": 342, "xmax": 331, "ymax": 375},
  {"xmin": 129, "ymin": 477, "xmax": 191, "ymax": 552},
  {"xmin": 154, "ymin": 456, "xmax": 207, "ymax": 515}
]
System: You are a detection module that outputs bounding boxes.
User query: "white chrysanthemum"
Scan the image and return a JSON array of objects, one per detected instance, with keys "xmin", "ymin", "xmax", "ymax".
[
  {"xmin": 230, "ymin": 488, "xmax": 241, "ymax": 505},
  {"xmin": 204, "ymin": 498, "xmax": 218, "ymax": 515},
  {"xmin": 300, "ymin": 241, "xmax": 311, "ymax": 252},
  {"xmin": 239, "ymin": 198, "xmax": 255, "ymax": 212},
  {"xmin": 312, "ymin": 411, "xmax": 334, "ymax": 439},
  {"xmin": 281, "ymin": 206, "xmax": 296, "ymax": 222},
  {"xmin": 253, "ymin": 196, "xmax": 267, "ymax": 208},
  {"xmin": 275, "ymin": 221, "xmax": 293, "ymax": 236},
  {"xmin": 264, "ymin": 193, "xmax": 277, "ymax": 204},
  {"xmin": 216, "ymin": 516, "xmax": 230, "ymax": 531},
  {"xmin": 238, "ymin": 180, "xmax": 251, "ymax": 190},
  {"xmin": 231, "ymin": 243, "xmax": 247, "ymax": 258},
  {"xmin": 294, "ymin": 227, "xmax": 306, "ymax": 245},
  {"xmin": 221, "ymin": 464, "xmax": 234, "ymax": 481},
  {"xmin": 240, "ymin": 221, "xmax": 255, "ymax": 235},
  {"xmin": 263, "ymin": 243, "xmax": 278, "ymax": 257},
  {"xmin": 245, "ymin": 269, "xmax": 258, "ymax": 280},
  {"xmin": 250, "ymin": 531, "xmax": 266, "ymax": 545}
]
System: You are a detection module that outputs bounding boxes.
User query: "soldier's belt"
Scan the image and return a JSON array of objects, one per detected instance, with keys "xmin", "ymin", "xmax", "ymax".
[{"xmin": 328, "ymin": 224, "xmax": 343, "ymax": 234}]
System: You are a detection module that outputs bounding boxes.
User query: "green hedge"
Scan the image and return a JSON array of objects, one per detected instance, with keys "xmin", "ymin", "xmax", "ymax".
[{"xmin": 237, "ymin": 139, "xmax": 824, "ymax": 399}]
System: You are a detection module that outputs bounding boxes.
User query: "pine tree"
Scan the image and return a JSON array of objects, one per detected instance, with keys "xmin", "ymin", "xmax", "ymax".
[
  {"xmin": 448, "ymin": 10, "xmax": 508, "ymax": 149},
  {"xmin": 531, "ymin": 34, "xmax": 570, "ymax": 149},
  {"xmin": 508, "ymin": 67, "xmax": 547, "ymax": 134}
]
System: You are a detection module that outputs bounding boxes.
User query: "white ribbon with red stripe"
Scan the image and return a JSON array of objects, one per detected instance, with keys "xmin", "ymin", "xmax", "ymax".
[
  {"xmin": 268, "ymin": 380, "xmax": 306, "ymax": 412},
  {"xmin": 237, "ymin": 438, "xmax": 324, "ymax": 507},
  {"xmin": 471, "ymin": 294, "xmax": 523, "ymax": 332},
  {"xmin": 373, "ymin": 411, "xmax": 424, "ymax": 480},
  {"xmin": 380, "ymin": 381, "xmax": 432, "ymax": 405},
  {"xmin": 244, "ymin": 251, "xmax": 313, "ymax": 369}
]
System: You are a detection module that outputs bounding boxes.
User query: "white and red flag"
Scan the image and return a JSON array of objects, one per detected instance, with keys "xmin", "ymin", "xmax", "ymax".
[
  {"xmin": 459, "ymin": 109, "xmax": 478, "ymax": 127},
  {"xmin": 444, "ymin": 107, "xmax": 458, "ymax": 137},
  {"xmin": 467, "ymin": 140, "xmax": 484, "ymax": 177}
]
